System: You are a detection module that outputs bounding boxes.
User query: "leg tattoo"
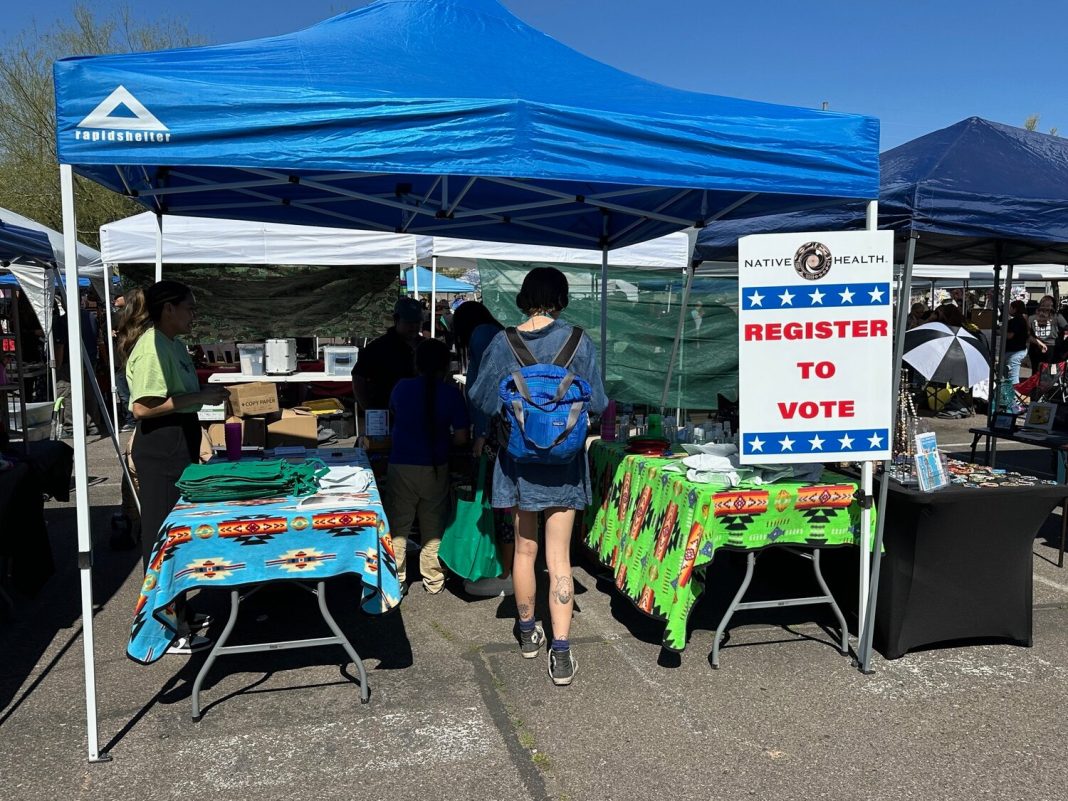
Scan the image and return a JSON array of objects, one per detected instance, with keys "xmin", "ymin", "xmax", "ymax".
[
  {"xmin": 552, "ymin": 574, "xmax": 573, "ymax": 605},
  {"xmin": 517, "ymin": 599, "xmax": 535, "ymax": 621}
]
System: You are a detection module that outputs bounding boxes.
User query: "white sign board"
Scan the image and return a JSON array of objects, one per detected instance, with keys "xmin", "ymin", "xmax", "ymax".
[{"xmin": 737, "ymin": 230, "xmax": 893, "ymax": 464}]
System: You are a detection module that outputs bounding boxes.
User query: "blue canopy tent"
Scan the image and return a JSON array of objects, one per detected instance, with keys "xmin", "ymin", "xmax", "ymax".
[
  {"xmin": 54, "ymin": 0, "xmax": 881, "ymax": 761},
  {"xmin": 0, "ymin": 213, "xmax": 55, "ymax": 264},
  {"xmin": 695, "ymin": 117, "xmax": 1068, "ymax": 264},
  {"xmin": 694, "ymin": 116, "xmax": 1068, "ymax": 672},
  {"xmin": 404, "ymin": 265, "xmax": 475, "ymax": 296}
]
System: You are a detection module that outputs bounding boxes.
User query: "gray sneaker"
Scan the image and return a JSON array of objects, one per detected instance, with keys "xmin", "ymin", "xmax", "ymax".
[
  {"xmin": 548, "ymin": 648, "xmax": 577, "ymax": 686},
  {"xmin": 518, "ymin": 621, "xmax": 545, "ymax": 659}
]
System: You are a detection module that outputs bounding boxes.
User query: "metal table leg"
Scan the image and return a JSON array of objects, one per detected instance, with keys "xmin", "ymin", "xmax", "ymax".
[
  {"xmin": 1059, "ymin": 499, "xmax": 1066, "ymax": 570},
  {"xmin": 711, "ymin": 548, "xmax": 850, "ymax": 669},
  {"xmin": 191, "ymin": 580, "xmax": 369, "ymax": 720}
]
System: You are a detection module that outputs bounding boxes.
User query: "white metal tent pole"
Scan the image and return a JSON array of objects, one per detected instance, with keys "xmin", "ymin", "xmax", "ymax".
[
  {"xmin": 676, "ymin": 328, "xmax": 684, "ymax": 423},
  {"xmin": 431, "ymin": 255, "xmax": 438, "ymax": 338},
  {"xmin": 660, "ymin": 262, "xmax": 696, "ymax": 410},
  {"xmin": 154, "ymin": 212, "xmax": 163, "ymax": 283},
  {"xmin": 103, "ymin": 265, "xmax": 119, "ymax": 432},
  {"xmin": 858, "ymin": 231, "xmax": 917, "ymax": 674},
  {"xmin": 600, "ymin": 246, "xmax": 608, "ymax": 380},
  {"xmin": 991, "ymin": 263, "xmax": 1015, "ymax": 466},
  {"xmin": 599, "ymin": 212, "xmax": 610, "ymax": 382},
  {"xmin": 857, "ymin": 199, "xmax": 878, "ymax": 641},
  {"xmin": 48, "ymin": 328, "xmax": 58, "ymax": 402},
  {"xmin": 61, "ymin": 165, "xmax": 109, "ymax": 764},
  {"xmin": 413, "ymin": 263, "xmax": 420, "ymax": 300},
  {"xmin": 53, "ymin": 266, "xmax": 140, "ymax": 511}
]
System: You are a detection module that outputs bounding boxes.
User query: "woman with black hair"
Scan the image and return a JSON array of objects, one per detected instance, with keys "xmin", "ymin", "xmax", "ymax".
[
  {"xmin": 469, "ymin": 267, "xmax": 607, "ymax": 687},
  {"xmin": 126, "ymin": 280, "xmax": 229, "ymax": 653},
  {"xmin": 452, "ymin": 301, "xmax": 514, "ymax": 597},
  {"xmin": 385, "ymin": 338, "xmax": 470, "ymax": 594}
]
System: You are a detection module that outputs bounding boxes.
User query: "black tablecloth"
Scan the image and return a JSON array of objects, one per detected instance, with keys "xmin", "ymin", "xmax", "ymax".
[
  {"xmin": 0, "ymin": 462, "xmax": 53, "ymax": 595},
  {"xmin": 827, "ymin": 469, "xmax": 1068, "ymax": 659}
]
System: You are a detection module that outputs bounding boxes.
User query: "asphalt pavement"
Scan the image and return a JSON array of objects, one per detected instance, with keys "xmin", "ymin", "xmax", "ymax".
[{"xmin": 2, "ymin": 419, "xmax": 1067, "ymax": 801}]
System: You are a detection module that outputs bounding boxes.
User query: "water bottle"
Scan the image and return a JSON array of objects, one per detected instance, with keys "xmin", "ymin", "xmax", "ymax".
[{"xmin": 601, "ymin": 400, "xmax": 617, "ymax": 441}]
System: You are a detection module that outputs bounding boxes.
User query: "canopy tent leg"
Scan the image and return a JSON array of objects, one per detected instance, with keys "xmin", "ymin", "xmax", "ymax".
[
  {"xmin": 48, "ymin": 329, "xmax": 58, "ymax": 402},
  {"xmin": 431, "ymin": 255, "xmax": 438, "ymax": 338},
  {"xmin": 987, "ymin": 258, "xmax": 1003, "ymax": 466},
  {"xmin": 61, "ymin": 165, "xmax": 110, "ymax": 764},
  {"xmin": 991, "ymin": 263, "xmax": 1016, "ymax": 429},
  {"xmin": 154, "ymin": 213, "xmax": 163, "ymax": 284},
  {"xmin": 676, "ymin": 321, "xmax": 684, "ymax": 424},
  {"xmin": 858, "ymin": 231, "xmax": 918, "ymax": 674},
  {"xmin": 52, "ymin": 266, "xmax": 140, "ymax": 513},
  {"xmin": 660, "ymin": 262, "xmax": 695, "ymax": 411},
  {"xmin": 413, "ymin": 263, "xmax": 420, "ymax": 300},
  {"xmin": 599, "ymin": 214, "xmax": 610, "ymax": 382},
  {"xmin": 856, "ymin": 200, "xmax": 880, "ymax": 640},
  {"xmin": 102, "ymin": 265, "xmax": 120, "ymax": 434}
]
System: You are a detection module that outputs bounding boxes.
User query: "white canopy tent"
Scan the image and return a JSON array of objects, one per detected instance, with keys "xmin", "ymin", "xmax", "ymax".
[
  {"xmin": 99, "ymin": 212, "xmax": 694, "ymax": 358},
  {"xmin": 100, "ymin": 211, "xmax": 433, "ymax": 266}
]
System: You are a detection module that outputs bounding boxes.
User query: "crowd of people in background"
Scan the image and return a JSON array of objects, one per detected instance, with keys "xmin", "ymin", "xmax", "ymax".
[{"xmin": 905, "ymin": 291, "xmax": 1068, "ymax": 414}]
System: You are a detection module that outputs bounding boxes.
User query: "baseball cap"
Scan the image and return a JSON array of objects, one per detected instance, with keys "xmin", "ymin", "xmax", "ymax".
[{"xmin": 393, "ymin": 296, "xmax": 423, "ymax": 323}]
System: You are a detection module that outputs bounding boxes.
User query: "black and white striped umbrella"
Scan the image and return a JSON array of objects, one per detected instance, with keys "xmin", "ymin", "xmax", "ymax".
[{"xmin": 902, "ymin": 322, "xmax": 991, "ymax": 387}]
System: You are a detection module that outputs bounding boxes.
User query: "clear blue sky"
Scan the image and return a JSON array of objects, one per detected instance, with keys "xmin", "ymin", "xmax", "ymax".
[{"xmin": 5, "ymin": 0, "xmax": 1066, "ymax": 148}]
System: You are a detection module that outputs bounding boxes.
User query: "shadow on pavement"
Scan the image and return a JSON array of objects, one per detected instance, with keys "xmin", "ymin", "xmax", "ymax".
[{"xmin": 0, "ymin": 499, "xmax": 140, "ymax": 721}]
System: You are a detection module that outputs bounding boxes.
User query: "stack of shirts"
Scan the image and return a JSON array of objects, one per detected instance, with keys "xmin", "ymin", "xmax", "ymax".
[
  {"xmin": 177, "ymin": 459, "xmax": 325, "ymax": 502},
  {"xmin": 664, "ymin": 443, "xmax": 825, "ymax": 487}
]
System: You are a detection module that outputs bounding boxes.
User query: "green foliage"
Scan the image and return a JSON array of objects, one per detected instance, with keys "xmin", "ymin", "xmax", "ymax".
[
  {"xmin": 1023, "ymin": 114, "xmax": 1058, "ymax": 137},
  {"xmin": 0, "ymin": 3, "xmax": 203, "ymax": 247}
]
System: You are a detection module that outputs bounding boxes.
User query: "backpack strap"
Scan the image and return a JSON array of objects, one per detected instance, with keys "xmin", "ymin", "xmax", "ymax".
[
  {"xmin": 552, "ymin": 326, "xmax": 584, "ymax": 369},
  {"xmin": 504, "ymin": 327, "xmax": 538, "ymax": 367}
]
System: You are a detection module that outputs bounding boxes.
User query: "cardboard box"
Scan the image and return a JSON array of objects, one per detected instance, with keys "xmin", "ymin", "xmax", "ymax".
[
  {"xmin": 226, "ymin": 382, "xmax": 279, "ymax": 417},
  {"xmin": 267, "ymin": 408, "xmax": 319, "ymax": 449},
  {"xmin": 207, "ymin": 415, "xmax": 266, "ymax": 448},
  {"xmin": 198, "ymin": 403, "xmax": 227, "ymax": 422}
]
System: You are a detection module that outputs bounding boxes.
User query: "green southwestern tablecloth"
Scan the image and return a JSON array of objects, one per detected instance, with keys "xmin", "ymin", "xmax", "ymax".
[{"xmin": 585, "ymin": 440, "xmax": 868, "ymax": 651}]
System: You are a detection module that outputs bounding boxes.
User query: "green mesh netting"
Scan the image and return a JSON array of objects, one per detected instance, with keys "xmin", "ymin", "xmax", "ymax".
[
  {"xmin": 121, "ymin": 264, "xmax": 400, "ymax": 342},
  {"xmin": 476, "ymin": 259, "xmax": 738, "ymax": 410}
]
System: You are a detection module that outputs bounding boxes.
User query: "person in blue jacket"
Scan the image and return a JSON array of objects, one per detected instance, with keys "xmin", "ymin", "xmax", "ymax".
[
  {"xmin": 452, "ymin": 301, "xmax": 514, "ymax": 598},
  {"xmin": 469, "ymin": 268, "xmax": 607, "ymax": 687}
]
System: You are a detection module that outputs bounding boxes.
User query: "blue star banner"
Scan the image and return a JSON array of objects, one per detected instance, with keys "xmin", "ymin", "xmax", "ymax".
[
  {"xmin": 741, "ymin": 282, "xmax": 890, "ymax": 311},
  {"xmin": 741, "ymin": 428, "xmax": 890, "ymax": 457}
]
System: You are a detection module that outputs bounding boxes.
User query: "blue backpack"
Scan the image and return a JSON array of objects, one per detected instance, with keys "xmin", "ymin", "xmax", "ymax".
[{"xmin": 498, "ymin": 326, "xmax": 592, "ymax": 464}]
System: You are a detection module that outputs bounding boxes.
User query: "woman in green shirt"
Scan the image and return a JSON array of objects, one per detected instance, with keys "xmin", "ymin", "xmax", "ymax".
[{"xmin": 125, "ymin": 281, "xmax": 228, "ymax": 649}]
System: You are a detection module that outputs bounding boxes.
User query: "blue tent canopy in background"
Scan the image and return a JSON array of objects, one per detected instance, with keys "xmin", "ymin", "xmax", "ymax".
[
  {"xmin": 0, "ymin": 273, "xmax": 93, "ymax": 288},
  {"xmin": 55, "ymin": 0, "xmax": 879, "ymax": 250},
  {"xmin": 694, "ymin": 117, "xmax": 1068, "ymax": 265},
  {"xmin": 0, "ymin": 213, "xmax": 55, "ymax": 263},
  {"xmin": 404, "ymin": 265, "xmax": 474, "ymax": 294}
]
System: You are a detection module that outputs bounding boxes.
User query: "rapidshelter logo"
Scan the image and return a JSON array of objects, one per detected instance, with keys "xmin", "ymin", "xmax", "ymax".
[
  {"xmin": 74, "ymin": 85, "xmax": 171, "ymax": 144},
  {"xmin": 793, "ymin": 242, "xmax": 832, "ymax": 281}
]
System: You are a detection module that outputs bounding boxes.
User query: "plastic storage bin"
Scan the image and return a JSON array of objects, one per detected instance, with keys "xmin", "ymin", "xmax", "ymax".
[
  {"xmin": 323, "ymin": 346, "xmax": 359, "ymax": 376},
  {"xmin": 265, "ymin": 338, "xmax": 298, "ymax": 374},
  {"xmin": 7, "ymin": 400, "xmax": 53, "ymax": 429},
  {"xmin": 237, "ymin": 343, "xmax": 266, "ymax": 376}
]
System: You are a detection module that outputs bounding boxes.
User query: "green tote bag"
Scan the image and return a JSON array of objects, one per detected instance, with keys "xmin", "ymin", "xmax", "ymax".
[{"xmin": 439, "ymin": 456, "xmax": 504, "ymax": 582}]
